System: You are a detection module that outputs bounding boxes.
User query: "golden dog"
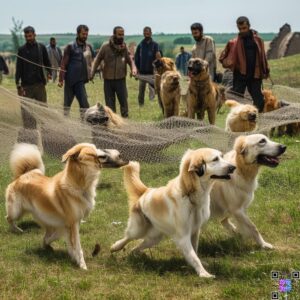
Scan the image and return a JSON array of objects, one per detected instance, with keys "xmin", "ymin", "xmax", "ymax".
[
  {"xmin": 153, "ymin": 57, "xmax": 177, "ymax": 113},
  {"xmin": 160, "ymin": 70, "xmax": 181, "ymax": 118},
  {"xmin": 5, "ymin": 143, "xmax": 127, "ymax": 269},
  {"xmin": 210, "ymin": 134, "xmax": 286, "ymax": 248},
  {"xmin": 111, "ymin": 148, "xmax": 236, "ymax": 278},
  {"xmin": 263, "ymin": 89, "xmax": 299, "ymax": 136},
  {"xmin": 85, "ymin": 102, "xmax": 125, "ymax": 128},
  {"xmin": 225, "ymin": 100, "xmax": 258, "ymax": 132},
  {"xmin": 186, "ymin": 58, "xmax": 221, "ymax": 124}
]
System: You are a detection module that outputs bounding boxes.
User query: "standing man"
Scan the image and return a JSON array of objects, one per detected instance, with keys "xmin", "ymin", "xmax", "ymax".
[
  {"xmin": 0, "ymin": 55, "xmax": 9, "ymax": 84},
  {"xmin": 175, "ymin": 46, "xmax": 191, "ymax": 75},
  {"xmin": 59, "ymin": 25, "xmax": 94, "ymax": 119},
  {"xmin": 91, "ymin": 26, "xmax": 136, "ymax": 118},
  {"xmin": 219, "ymin": 16, "xmax": 269, "ymax": 112},
  {"xmin": 46, "ymin": 37, "xmax": 62, "ymax": 82},
  {"xmin": 134, "ymin": 27, "xmax": 160, "ymax": 106},
  {"xmin": 190, "ymin": 23, "xmax": 216, "ymax": 80},
  {"xmin": 15, "ymin": 26, "xmax": 52, "ymax": 128}
]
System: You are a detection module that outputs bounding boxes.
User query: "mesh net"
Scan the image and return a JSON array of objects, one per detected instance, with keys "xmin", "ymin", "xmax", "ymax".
[{"xmin": 0, "ymin": 83, "xmax": 300, "ymax": 164}]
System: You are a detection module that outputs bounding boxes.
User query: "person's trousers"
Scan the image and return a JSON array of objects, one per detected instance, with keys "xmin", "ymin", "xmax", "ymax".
[
  {"xmin": 21, "ymin": 83, "xmax": 47, "ymax": 129},
  {"xmin": 138, "ymin": 79, "xmax": 155, "ymax": 105},
  {"xmin": 51, "ymin": 70, "xmax": 58, "ymax": 82},
  {"xmin": 64, "ymin": 81, "xmax": 90, "ymax": 119},
  {"xmin": 104, "ymin": 78, "xmax": 128, "ymax": 118},
  {"xmin": 232, "ymin": 73, "xmax": 265, "ymax": 112}
]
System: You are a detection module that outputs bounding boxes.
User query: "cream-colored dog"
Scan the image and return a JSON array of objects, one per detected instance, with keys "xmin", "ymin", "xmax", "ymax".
[
  {"xmin": 5, "ymin": 143, "xmax": 127, "ymax": 269},
  {"xmin": 111, "ymin": 148, "xmax": 236, "ymax": 278},
  {"xmin": 210, "ymin": 134, "xmax": 286, "ymax": 249},
  {"xmin": 225, "ymin": 100, "xmax": 258, "ymax": 132}
]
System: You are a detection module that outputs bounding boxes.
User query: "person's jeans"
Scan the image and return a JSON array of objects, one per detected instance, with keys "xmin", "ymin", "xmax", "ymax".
[
  {"xmin": 138, "ymin": 79, "xmax": 155, "ymax": 106},
  {"xmin": 232, "ymin": 72, "xmax": 265, "ymax": 112},
  {"xmin": 104, "ymin": 78, "xmax": 128, "ymax": 118},
  {"xmin": 64, "ymin": 81, "xmax": 90, "ymax": 119}
]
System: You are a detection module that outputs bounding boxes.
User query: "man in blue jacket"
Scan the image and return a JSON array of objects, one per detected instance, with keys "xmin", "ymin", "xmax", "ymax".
[
  {"xmin": 134, "ymin": 27, "xmax": 160, "ymax": 106},
  {"xmin": 175, "ymin": 46, "xmax": 191, "ymax": 75}
]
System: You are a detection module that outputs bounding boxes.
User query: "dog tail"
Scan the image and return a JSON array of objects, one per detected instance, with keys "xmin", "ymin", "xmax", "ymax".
[
  {"xmin": 123, "ymin": 161, "xmax": 147, "ymax": 207},
  {"xmin": 225, "ymin": 99, "xmax": 240, "ymax": 108},
  {"xmin": 10, "ymin": 143, "xmax": 45, "ymax": 179}
]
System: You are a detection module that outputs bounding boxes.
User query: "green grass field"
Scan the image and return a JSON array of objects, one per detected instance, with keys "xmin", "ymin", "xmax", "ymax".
[{"xmin": 0, "ymin": 56, "xmax": 300, "ymax": 299}]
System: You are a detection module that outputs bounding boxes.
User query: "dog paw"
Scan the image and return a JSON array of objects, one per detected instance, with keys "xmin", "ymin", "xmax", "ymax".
[
  {"xmin": 261, "ymin": 242, "xmax": 274, "ymax": 249},
  {"xmin": 79, "ymin": 263, "xmax": 87, "ymax": 270},
  {"xmin": 199, "ymin": 272, "xmax": 215, "ymax": 278}
]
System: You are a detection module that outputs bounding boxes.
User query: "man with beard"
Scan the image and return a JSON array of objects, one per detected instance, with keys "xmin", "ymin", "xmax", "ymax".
[
  {"xmin": 58, "ymin": 25, "xmax": 94, "ymax": 119},
  {"xmin": 15, "ymin": 26, "xmax": 52, "ymax": 128},
  {"xmin": 134, "ymin": 27, "xmax": 160, "ymax": 106},
  {"xmin": 46, "ymin": 37, "xmax": 62, "ymax": 82},
  {"xmin": 91, "ymin": 26, "xmax": 136, "ymax": 118},
  {"xmin": 219, "ymin": 17, "xmax": 269, "ymax": 112},
  {"xmin": 190, "ymin": 23, "xmax": 216, "ymax": 80}
]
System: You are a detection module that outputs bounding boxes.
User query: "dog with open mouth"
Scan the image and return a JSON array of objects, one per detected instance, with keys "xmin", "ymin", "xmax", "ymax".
[
  {"xmin": 186, "ymin": 58, "xmax": 223, "ymax": 124},
  {"xmin": 210, "ymin": 134, "xmax": 286, "ymax": 249},
  {"xmin": 5, "ymin": 143, "xmax": 128, "ymax": 269},
  {"xmin": 111, "ymin": 148, "xmax": 236, "ymax": 278},
  {"xmin": 225, "ymin": 99, "xmax": 258, "ymax": 132}
]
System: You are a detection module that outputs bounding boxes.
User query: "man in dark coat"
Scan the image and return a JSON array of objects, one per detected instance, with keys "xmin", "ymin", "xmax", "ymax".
[
  {"xmin": 0, "ymin": 55, "xmax": 9, "ymax": 84},
  {"xmin": 15, "ymin": 26, "xmax": 52, "ymax": 128},
  {"xmin": 219, "ymin": 16, "xmax": 269, "ymax": 112},
  {"xmin": 59, "ymin": 24, "xmax": 94, "ymax": 119},
  {"xmin": 134, "ymin": 27, "xmax": 160, "ymax": 106}
]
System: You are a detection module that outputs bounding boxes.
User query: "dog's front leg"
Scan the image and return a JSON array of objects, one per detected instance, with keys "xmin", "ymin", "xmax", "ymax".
[
  {"xmin": 233, "ymin": 211, "xmax": 274, "ymax": 249},
  {"xmin": 66, "ymin": 223, "xmax": 87, "ymax": 269},
  {"xmin": 191, "ymin": 229, "xmax": 200, "ymax": 253},
  {"xmin": 174, "ymin": 236, "xmax": 215, "ymax": 278}
]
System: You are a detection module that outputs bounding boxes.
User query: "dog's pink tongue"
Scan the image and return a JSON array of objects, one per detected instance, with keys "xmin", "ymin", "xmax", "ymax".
[{"xmin": 268, "ymin": 156, "xmax": 279, "ymax": 164}]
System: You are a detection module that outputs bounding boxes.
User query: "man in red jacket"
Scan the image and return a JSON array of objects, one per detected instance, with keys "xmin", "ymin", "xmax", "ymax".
[{"xmin": 219, "ymin": 16, "xmax": 269, "ymax": 112}]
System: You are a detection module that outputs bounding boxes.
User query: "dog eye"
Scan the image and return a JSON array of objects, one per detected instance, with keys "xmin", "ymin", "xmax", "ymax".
[
  {"xmin": 213, "ymin": 157, "xmax": 219, "ymax": 162},
  {"xmin": 259, "ymin": 139, "xmax": 266, "ymax": 144}
]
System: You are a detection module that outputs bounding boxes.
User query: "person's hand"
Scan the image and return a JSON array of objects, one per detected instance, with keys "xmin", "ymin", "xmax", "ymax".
[
  {"xmin": 47, "ymin": 73, "xmax": 52, "ymax": 81},
  {"xmin": 130, "ymin": 69, "xmax": 137, "ymax": 77},
  {"xmin": 58, "ymin": 81, "xmax": 63, "ymax": 88}
]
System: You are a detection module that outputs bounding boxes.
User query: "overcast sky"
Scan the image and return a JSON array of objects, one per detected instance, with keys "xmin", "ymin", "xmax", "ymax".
[{"xmin": 1, "ymin": 0, "xmax": 299, "ymax": 35}]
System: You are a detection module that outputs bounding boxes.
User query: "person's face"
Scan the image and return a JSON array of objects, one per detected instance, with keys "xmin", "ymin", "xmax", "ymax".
[
  {"xmin": 180, "ymin": 47, "xmax": 184, "ymax": 53},
  {"xmin": 143, "ymin": 29, "xmax": 152, "ymax": 39},
  {"xmin": 50, "ymin": 39, "xmax": 56, "ymax": 47},
  {"xmin": 78, "ymin": 29, "xmax": 89, "ymax": 43},
  {"xmin": 25, "ymin": 32, "xmax": 36, "ymax": 44},
  {"xmin": 238, "ymin": 22, "xmax": 250, "ymax": 34},
  {"xmin": 115, "ymin": 28, "xmax": 125, "ymax": 40},
  {"xmin": 191, "ymin": 29, "xmax": 202, "ymax": 41}
]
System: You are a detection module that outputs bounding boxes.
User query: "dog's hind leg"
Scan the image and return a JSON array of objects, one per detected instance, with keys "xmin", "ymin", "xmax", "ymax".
[
  {"xmin": 221, "ymin": 217, "xmax": 237, "ymax": 235},
  {"xmin": 43, "ymin": 228, "xmax": 61, "ymax": 248},
  {"xmin": 233, "ymin": 211, "xmax": 273, "ymax": 249},
  {"xmin": 111, "ymin": 212, "xmax": 150, "ymax": 253},
  {"xmin": 132, "ymin": 228, "xmax": 163, "ymax": 253},
  {"xmin": 207, "ymin": 108, "xmax": 216, "ymax": 125},
  {"xmin": 174, "ymin": 236, "xmax": 215, "ymax": 278},
  {"xmin": 65, "ymin": 223, "xmax": 87, "ymax": 270},
  {"xmin": 5, "ymin": 192, "xmax": 24, "ymax": 233}
]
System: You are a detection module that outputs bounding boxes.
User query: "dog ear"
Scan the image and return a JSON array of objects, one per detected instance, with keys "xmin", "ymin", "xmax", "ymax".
[
  {"xmin": 62, "ymin": 145, "xmax": 82, "ymax": 163},
  {"xmin": 234, "ymin": 136, "xmax": 247, "ymax": 155},
  {"xmin": 188, "ymin": 161, "xmax": 206, "ymax": 177}
]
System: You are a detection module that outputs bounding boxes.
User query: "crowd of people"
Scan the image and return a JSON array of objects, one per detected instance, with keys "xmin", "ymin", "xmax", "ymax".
[{"xmin": 2, "ymin": 16, "xmax": 269, "ymax": 128}]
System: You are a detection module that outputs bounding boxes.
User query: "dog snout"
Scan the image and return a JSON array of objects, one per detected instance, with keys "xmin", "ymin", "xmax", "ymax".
[
  {"xmin": 248, "ymin": 113, "xmax": 257, "ymax": 121},
  {"xmin": 278, "ymin": 144, "xmax": 287, "ymax": 154},
  {"xmin": 228, "ymin": 165, "xmax": 236, "ymax": 174}
]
